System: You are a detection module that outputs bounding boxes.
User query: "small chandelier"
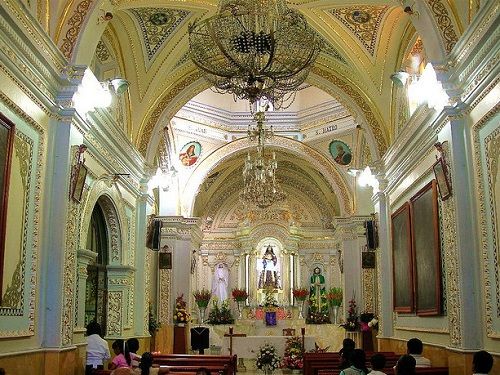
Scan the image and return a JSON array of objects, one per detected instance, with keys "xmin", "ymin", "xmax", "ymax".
[
  {"xmin": 240, "ymin": 112, "xmax": 286, "ymax": 209},
  {"xmin": 188, "ymin": 0, "xmax": 322, "ymax": 109}
]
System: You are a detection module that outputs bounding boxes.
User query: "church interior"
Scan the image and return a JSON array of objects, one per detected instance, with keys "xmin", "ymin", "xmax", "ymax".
[{"xmin": 0, "ymin": 0, "xmax": 498, "ymax": 374}]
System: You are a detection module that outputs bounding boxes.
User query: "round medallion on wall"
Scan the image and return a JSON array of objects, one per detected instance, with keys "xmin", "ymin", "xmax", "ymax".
[
  {"xmin": 149, "ymin": 12, "xmax": 169, "ymax": 26},
  {"xmin": 351, "ymin": 10, "xmax": 371, "ymax": 24},
  {"xmin": 329, "ymin": 140, "xmax": 352, "ymax": 166},
  {"xmin": 179, "ymin": 141, "xmax": 202, "ymax": 167}
]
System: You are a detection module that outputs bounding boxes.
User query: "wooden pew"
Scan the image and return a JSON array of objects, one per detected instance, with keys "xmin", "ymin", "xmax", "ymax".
[
  {"xmin": 153, "ymin": 354, "xmax": 237, "ymax": 375},
  {"xmin": 303, "ymin": 352, "xmax": 400, "ymax": 375},
  {"xmin": 318, "ymin": 367, "xmax": 449, "ymax": 375},
  {"xmin": 94, "ymin": 364, "xmax": 229, "ymax": 375}
]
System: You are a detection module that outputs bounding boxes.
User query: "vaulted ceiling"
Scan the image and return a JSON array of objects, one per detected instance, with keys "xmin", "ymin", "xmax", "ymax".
[{"xmin": 46, "ymin": 0, "xmax": 470, "ymax": 161}]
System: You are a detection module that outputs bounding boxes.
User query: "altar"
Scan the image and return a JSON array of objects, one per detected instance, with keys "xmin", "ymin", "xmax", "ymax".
[{"xmin": 207, "ymin": 321, "xmax": 346, "ymax": 355}]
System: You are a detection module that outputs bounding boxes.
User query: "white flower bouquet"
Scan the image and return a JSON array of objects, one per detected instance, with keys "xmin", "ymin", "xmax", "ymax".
[{"xmin": 256, "ymin": 343, "xmax": 281, "ymax": 373}]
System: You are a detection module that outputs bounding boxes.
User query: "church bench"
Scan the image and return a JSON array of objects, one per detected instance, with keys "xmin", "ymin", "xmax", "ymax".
[
  {"xmin": 317, "ymin": 367, "xmax": 448, "ymax": 375},
  {"xmin": 152, "ymin": 354, "xmax": 237, "ymax": 375},
  {"xmin": 303, "ymin": 352, "xmax": 399, "ymax": 375},
  {"xmin": 93, "ymin": 364, "xmax": 230, "ymax": 375}
]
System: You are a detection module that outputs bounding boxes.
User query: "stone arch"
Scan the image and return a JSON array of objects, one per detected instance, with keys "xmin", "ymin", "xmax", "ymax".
[
  {"xmin": 249, "ymin": 225, "xmax": 291, "ymax": 254},
  {"xmin": 182, "ymin": 137, "xmax": 353, "ymax": 217},
  {"xmin": 79, "ymin": 179, "xmax": 125, "ymax": 265},
  {"xmin": 140, "ymin": 71, "xmax": 386, "ymax": 164}
]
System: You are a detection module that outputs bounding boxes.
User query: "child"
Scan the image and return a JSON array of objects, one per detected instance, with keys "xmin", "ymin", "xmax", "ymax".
[
  {"xmin": 127, "ymin": 338, "xmax": 141, "ymax": 369},
  {"xmin": 368, "ymin": 353, "xmax": 387, "ymax": 375},
  {"xmin": 109, "ymin": 339, "xmax": 132, "ymax": 370}
]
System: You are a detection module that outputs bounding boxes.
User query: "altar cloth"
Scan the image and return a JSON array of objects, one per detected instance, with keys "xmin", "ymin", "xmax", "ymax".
[{"xmin": 222, "ymin": 335, "xmax": 316, "ymax": 358}]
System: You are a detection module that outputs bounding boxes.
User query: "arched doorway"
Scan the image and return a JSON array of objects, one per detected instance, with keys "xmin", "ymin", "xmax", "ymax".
[{"xmin": 84, "ymin": 202, "xmax": 108, "ymax": 332}]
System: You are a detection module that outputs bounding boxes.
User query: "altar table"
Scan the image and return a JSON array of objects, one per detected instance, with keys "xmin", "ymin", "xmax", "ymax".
[{"xmin": 222, "ymin": 335, "xmax": 316, "ymax": 358}]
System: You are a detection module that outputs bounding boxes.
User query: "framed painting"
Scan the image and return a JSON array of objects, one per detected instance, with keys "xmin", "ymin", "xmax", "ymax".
[
  {"xmin": 71, "ymin": 163, "xmax": 87, "ymax": 202},
  {"xmin": 362, "ymin": 251, "xmax": 375, "ymax": 269},
  {"xmin": 329, "ymin": 140, "xmax": 352, "ymax": 165},
  {"xmin": 410, "ymin": 180, "xmax": 442, "ymax": 316},
  {"xmin": 433, "ymin": 158, "xmax": 452, "ymax": 200},
  {"xmin": 159, "ymin": 252, "xmax": 172, "ymax": 269},
  {"xmin": 0, "ymin": 113, "xmax": 15, "ymax": 302},
  {"xmin": 391, "ymin": 203, "xmax": 414, "ymax": 313},
  {"xmin": 179, "ymin": 141, "xmax": 201, "ymax": 167}
]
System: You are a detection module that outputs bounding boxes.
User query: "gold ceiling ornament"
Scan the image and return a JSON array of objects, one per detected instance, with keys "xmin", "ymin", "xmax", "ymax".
[
  {"xmin": 240, "ymin": 111, "xmax": 286, "ymax": 209},
  {"xmin": 188, "ymin": 0, "xmax": 323, "ymax": 109}
]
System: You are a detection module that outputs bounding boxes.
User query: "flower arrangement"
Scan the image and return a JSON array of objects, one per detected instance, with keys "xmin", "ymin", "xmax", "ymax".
[
  {"xmin": 207, "ymin": 298, "xmax": 234, "ymax": 324},
  {"xmin": 173, "ymin": 294, "xmax": 190, "ymax": 325},
  {"xmin": 281, "ymin": 336, "xmax": 304, "ymax": 370},
  {"xmin": 256, "ymin": 343, "xmax": 281, "ymax": 373},
  {"xmin": 263, "ymin": 288, "xmax": 279, "ymax": 312},
  {"xmin": 306, "ymin": 297, "xmax": 330, "ymax": 324},
  {"xmin": 193, "ymin": 289, "xmax": 211, "ymax": 308},
  {"xmin": 232, "ymin": 288, "xmax": 249, "ymax": 302},
  {"xmin": 326, "ymin": 287, "xmax": 343, "ymax": 307},
  {"xmin": 340, "ymin": 297, "xmax": 358, "ymax": 331},
  {"xmin": 292, "ymin": 288, "xmax": 309, "ymax": 301},
  {"xmin": 359, "ymin": 312, "xmax": 378, "ymax": 331}
]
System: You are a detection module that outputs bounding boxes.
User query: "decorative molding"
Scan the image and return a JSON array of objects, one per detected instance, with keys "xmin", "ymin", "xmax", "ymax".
[
  {"xmin": 472, "ymin": 104, "xmax": 500, "ymax": 337},
  {"xmin": 107, "ymin": 290, "xmax": 123, "ymax": 337},
  {"xmin": 60, "ymin": 0, "xmax": 94, "ymax": 59},
  {"xmin": 426, "ymin": 0, "xmax": 459, "ymax": 54}
]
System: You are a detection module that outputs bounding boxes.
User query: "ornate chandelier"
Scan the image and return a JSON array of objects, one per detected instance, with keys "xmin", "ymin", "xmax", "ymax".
[
  {"xmin": 188, "ymin": 0, "xmax": 322, "ymax": 108},
  {"xmin": 240, "ymin": 112, "xmax": 286, "ymax": 209}
]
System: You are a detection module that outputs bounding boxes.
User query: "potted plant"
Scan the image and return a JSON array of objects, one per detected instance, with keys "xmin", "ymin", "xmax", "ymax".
[
  {"xmin": 232, "ymin": 288, "xmax": 248, "ymax": 319},
  {"xmin": 256, "ymin": 343, "xmax": 281, "ymax": 375},
  {"xmin": 292, "ymin": 288, "xmax": 308, "ymax": 319},
  {"xmin": 281, "ymin": 336, "xmax": 304, "ymax": 372},
  {"xmin": 207, "ymin": 298, "xmax": 235, "ymax": 325},
  {"xmin": 173, "ymin": 294, "xmax": 190, "ymax": 326},
  {"xmin": 193, "ymin": 289, "xmax": 211, "ymax": 323},
  {"xmin": 326, "ymin": 287, "xmax": 342, "ymax": 324}
]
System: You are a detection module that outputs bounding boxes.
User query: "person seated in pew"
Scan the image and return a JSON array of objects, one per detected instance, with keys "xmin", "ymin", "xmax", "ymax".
[
  {"xmin": 85, "ymin": 321, "xmax": 111, "ymax": 375},
  {"xmin": 135, "ymin": 352, "xmax": 159, "ymax": 375},
  {"xmin": 339, "ymin": 338, "xmax": 356, "ymax": 370},
  {"xmin": 472, "ymin": 350, "xmax": 494, "ymax": 375},
  {"xmin": 395, "ymin": 355, "xmax": 416, "ymax": 375},
  {"xmin": 127, "ymin": 338, "xmax": 141, "ymax": 369},
  {"xmin": 340, "ymin": 349, "xmax": 369, "ymax": 375},
  {"xmin": 109, "ymin": 339, "xmax": 132, "ymax": 370},
  {"xmin": 407, "ymin": 338, "xmax": 431, "ymax": 367},
  {"xmin": 368, "ymin": 353, "xmax": 386, "ymax": 375},
  {"xmin": 196, "ymin": 367, "xmax": 211, "ymax": 375}
]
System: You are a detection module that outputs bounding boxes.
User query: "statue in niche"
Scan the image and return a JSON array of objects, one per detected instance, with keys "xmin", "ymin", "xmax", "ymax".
[
  {"xmin": 212, "ymin": 263, "xmax": 229, "ymax": 301},
  {"xmin": 257, "ymin": 245, "xmax": 280, "ymax": 289},
  {"xmin": 309, "ymin": 267, "xmax": 327, "ymax": 314}
]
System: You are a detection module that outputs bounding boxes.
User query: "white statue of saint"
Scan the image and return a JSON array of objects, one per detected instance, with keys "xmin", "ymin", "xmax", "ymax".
[{"xmin": 211, "ymin": 263, "xmax": 229, "ymax": 301}]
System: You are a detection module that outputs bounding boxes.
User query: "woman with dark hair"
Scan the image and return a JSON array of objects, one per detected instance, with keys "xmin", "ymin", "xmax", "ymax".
[
  {"xmin": 85, "ymin": 321, "xmax": 110, "ymax": 375},
  {"xmin": 339, "ymin": 338, "xmax": 356, "ymax": 370},
  {"xmin": 135, "ymin": 352, "xmax": 159, "ymax": 375},
  {"xmin": 109, "ymin": 339, "xmax": 131, "ymax": 370},
  {"xmin": 339, "ymin": 349, "xmax": 368, "ymax": 375}
]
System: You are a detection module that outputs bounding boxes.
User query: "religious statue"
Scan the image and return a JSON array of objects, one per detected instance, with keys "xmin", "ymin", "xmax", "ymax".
[
  {"xmin": 258, "ymin": 245, "xmax": 280, "ymax": 289},
  {"xmin": 309, "ymin": 267, "xmax": 327, "ymax": 314},
  {"xmin": 212, "ymin": 263, "xmax": 229, "ymax": 301}
]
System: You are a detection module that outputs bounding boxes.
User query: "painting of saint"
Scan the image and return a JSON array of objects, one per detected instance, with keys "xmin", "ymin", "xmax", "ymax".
[
  {"xmin": 179, "ymin": 141, "xmax": 201, "ymax": 167},
  {"xmin": 329, "ymin": 140, "xmax": 352, "ymax": 165}
]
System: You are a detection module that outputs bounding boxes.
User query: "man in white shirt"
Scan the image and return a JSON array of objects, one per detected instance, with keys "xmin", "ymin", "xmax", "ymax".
[
  {"xmin": 407, "ymin": 338, "xmax": 431, "ymax": 367},
  {"xmin": 86, "ymin": 321, "xmax": 111, "ymax": 375},
  {"xmin": 473, "ymin": 350, "xmax": 493, "ymax": 374}
]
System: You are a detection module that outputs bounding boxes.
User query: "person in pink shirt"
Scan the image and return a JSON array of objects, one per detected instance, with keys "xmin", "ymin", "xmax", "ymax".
[{"xmin": 109, "ymin": 339, "xmax": 132, "ymax": 370}]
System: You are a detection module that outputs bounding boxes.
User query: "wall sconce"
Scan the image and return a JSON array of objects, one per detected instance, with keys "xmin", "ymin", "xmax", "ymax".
[{"xmin": 390, "ymin": 71, "xmax": 410, "ymax": 87}]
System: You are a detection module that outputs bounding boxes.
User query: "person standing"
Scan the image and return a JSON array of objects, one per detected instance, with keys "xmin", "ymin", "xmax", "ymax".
[{"xmin": 85, "ymin": 321, "xmax": 110, "ymax": 375}]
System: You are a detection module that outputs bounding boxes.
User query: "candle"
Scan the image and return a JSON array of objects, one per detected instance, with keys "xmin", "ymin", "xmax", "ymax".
[
  {"xmin": 229, "ymin": 327, "xmax": 233, "ymax": 335},
  {"xmin": 301, "ymin": 327, "xmax": 305, "ymax": 335}
]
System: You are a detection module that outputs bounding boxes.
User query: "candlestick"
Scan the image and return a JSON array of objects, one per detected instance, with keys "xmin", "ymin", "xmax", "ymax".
[{"xmin": 229, "ymin": 327, "xmax": 233, "ymax": 335}]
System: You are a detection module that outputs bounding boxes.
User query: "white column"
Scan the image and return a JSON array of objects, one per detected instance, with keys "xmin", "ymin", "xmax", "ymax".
[{"xmin": 372, "ymin": 180, "xmax": 393, "ymax": 338}]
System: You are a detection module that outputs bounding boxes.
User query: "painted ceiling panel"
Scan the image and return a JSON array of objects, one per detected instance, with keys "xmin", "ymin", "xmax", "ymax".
[
  {"xmin": 128, "ymin": 7, "xmax": 190, "ymax": 62},
  {"xmin": 327, "ymin": 6, "xmax": 389, "ymax": 57}
]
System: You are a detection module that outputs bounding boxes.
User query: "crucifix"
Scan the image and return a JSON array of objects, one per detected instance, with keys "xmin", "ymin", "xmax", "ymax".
[{"xmin": 223, "ymin": 326, "xmax": 246, "ymax": 356}]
